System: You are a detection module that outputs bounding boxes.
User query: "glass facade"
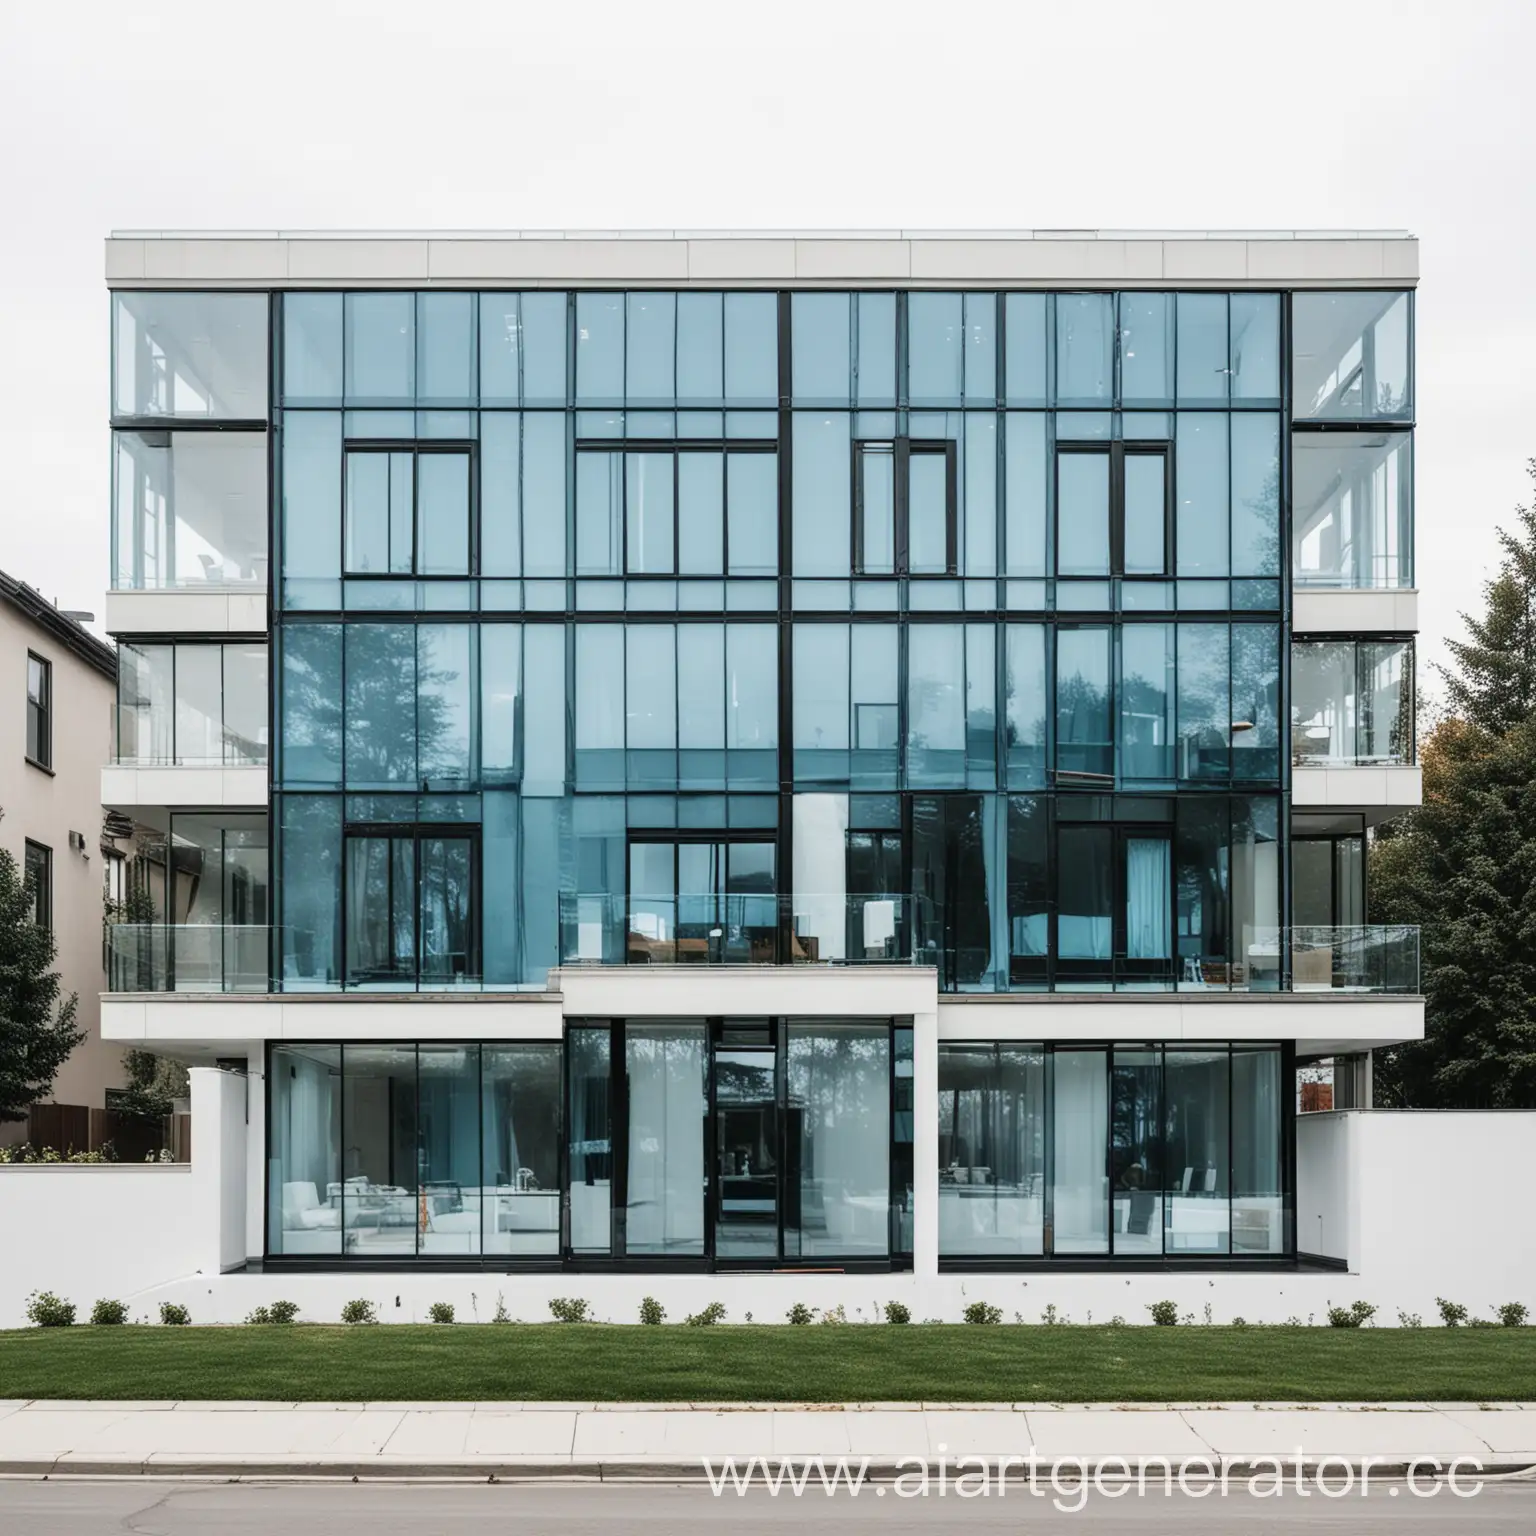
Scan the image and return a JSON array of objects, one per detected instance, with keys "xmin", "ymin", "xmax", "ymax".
[{"xmin": 939, "ymin": 1041, "xmax": 1288, "ymax": 1259}]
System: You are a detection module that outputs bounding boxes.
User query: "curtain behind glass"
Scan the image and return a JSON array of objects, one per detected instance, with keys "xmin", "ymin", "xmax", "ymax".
[
  {"xmin": 482, "ymin": 1043, "xmax": 560, "ymax": 1255},
  {"xmin": 625, "ymin": 1024, "xmax": 706, "ymax": 1255},
  {"xmin": 787, "ymin": 1023, "xmax": 890, "ymax": 1258},
  {"xmin": 1125, "ymin": 838, "xmax": 1171, "ymax": 960},
  {"xmin": 268, "ymin": 1045, "xmax": 341, "ymax": 1256},
  {"xmin": 1232, "ymin": 1047, "xmax": 1284, "ymax": 1254},
  {"xmin": 1051, "ymin": 1049, "xmax": 1108, "ymax": 1253}
]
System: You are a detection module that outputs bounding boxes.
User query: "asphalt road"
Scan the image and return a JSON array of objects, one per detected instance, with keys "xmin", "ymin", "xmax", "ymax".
[{"xmin": 2, "ymin": 1480, "xmax": 1535, "ymax": 1535}]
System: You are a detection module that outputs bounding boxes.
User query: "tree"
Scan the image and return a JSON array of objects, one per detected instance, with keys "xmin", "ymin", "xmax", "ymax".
[
  {"xmin": 0, "ymin": 830, "xmax": 85, "ymax": 1124},
  {"xmin": 115, "ymin": 1050, "xmax": 189, "ymax": 1121},
  {"xmin": 1439, "ymin": 459, "xmax": 1536, "ymax": 735},
  {"xmin": 1371, "ymin": 716, "xmax": 1536, "ymax": 1107}
]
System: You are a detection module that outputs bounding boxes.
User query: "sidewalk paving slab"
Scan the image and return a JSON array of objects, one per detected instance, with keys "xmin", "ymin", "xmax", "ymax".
[
  {"xmin": 1178, "ymin": 1408, "xmax": 1497, "ymax": 1461},
  {"xmin": 1026, "ymin": 1410, "xmax": 1212, "ymax": 1459},
  {"xmin": 461, "ymin": 1410, "xmax": 576, "ymax": 1457}
]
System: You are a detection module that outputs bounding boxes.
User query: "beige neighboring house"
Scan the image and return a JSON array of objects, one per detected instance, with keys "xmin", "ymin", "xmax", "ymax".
[{"xmin": 0, "ymin": 570, "xmax": 123, "ymax": 1139}]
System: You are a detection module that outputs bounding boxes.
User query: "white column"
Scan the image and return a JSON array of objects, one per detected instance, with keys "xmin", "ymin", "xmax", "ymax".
[
  {"xmin": 912, "ymin": 1003, "xmax": 940, "ymax": 1278},
  {"xmin": 244, "ymin": 1047, "xmax": 265, "ymax": 1261},
  {"xmin": 188, "ymin": 1067, "xmax": 249, "ymax": 1274}
]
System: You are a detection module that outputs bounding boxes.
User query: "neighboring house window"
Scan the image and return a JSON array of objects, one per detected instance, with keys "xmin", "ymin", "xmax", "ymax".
[
  {"xmin": 26, "ymin": 652, "xmax": 51, "ymax": 768},
  {"xmin": 104, "ymin": 851, "xmax": 125, "ymax": 907},
  {"xmin": 23, "ymin": 841, "xmax": 51, "ymax": 930}
]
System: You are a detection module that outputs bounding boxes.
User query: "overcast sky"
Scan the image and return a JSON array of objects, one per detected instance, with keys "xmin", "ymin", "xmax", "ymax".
[{"xmin": 1, "ymin": 0, "xmax": 1531, "ymax": 675}]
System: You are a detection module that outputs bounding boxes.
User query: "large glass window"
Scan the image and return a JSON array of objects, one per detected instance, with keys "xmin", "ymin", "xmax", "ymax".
[
  {"xmin": 938, "ymin": 1044, "xmax": 1045, "ymax": 1255},
  {"xmin": 1293, "ymin": 291, "xmax": 1412, "ymax": 420},
  {"xmin": 342, "ymin": 828, "xmax": 478, "ymax": 987},
  {"xmin": 1052, "ymin": 1048, "xmax": 1108, "ymax": 1253},
  {"xmin": 624, "ymin": 1023, "xmax": 706, "ymax": 1255},
  {"xmin": 114, "ymin": 292, "xmax": 268, "ymax": 420},
  {"xmin": 113, "ymin": 430, "xmax": 268, "ymax": 589},
  {"xmin": 117, "ymin": 642, "xmax": 269, "ymax": 765},
  {"xmin": 482, "ymin": 1044, "xmax": 561, "ymax": 1255},
  {"xmin": 1292, "ymin": 638, "xmax": 1413, "ymax": 767},
  {"xmin": 786, "ymin": 1022, "xmax": 890, "ymax": 1259},
  {"xmin": 1293, "ymin": 432, "xmax": 1413, "ymax": 588},
  {"xmin": 568, "ymin": 1028, "xmax": 614, "ymax": 1253},
  {"xmin": 1164, "ymin": 1048, "xmax": 1230, "ymax": 1254},
  {"xmin": 268, "ymin": 1045, "xmax": 342, "ymax": 1256}
]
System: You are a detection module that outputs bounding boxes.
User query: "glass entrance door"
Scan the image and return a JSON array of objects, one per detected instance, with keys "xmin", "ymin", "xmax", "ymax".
[{"xmin": 712, "ymin": 1038, "xmax": 778, "ymax": 1258}]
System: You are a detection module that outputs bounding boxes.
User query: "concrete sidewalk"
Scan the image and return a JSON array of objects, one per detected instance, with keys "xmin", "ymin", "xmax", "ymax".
[{"xmin": 2, "ymin": 1400, "xmax": 1535, "ymax": 1479}]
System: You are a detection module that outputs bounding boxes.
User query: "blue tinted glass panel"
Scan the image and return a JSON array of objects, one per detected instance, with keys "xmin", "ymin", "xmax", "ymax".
[
  {"xmin": 1177, "ymin": 623, "xmax": 1230, "ymax": 782},
  {"xmin": 1230, "ymin": 294, "xmax": 1280, "ymax": 402},
  {"xmin": 626, "ymin": 294, "xmax": 676, "ymax": 402},
  {"xmin": 417, "ymin": 452, "xmax": 471, "ymax": 576},
  {"xmin": 678, "ymin": 452, "xmax": 724, "ymax": 576},
  {"xmin": 345, "ymin": 623, "xmax": 418, "ymax": 787},
  {"xmin": 480, "ymin": 413, "xmax": 520, "ymax": 578},
  {"xmin": 521, "ymin": 413, "xmax": 567, "ymax": 579},
  {"xmin": 792, "ymin": 294, "xmax": 850, "ymax": 402},
  {"xmin": 417, "ymin": 293, "xmax": 476, "ymax": 404},
  {"xmin": 280, "ymin": 623, "xmax": 342, "ymax": 785},
  {"xmin": 1004, "ymin": 294, "xmax": 1048, "ymax": 405},
  {"xmin": 1124, "ymin": 453, "xmax": 1167, "ymax": 576},
  {"xmin": 481, "ymin": 624, "xmax": 521, "ymax": 784},
  {"xmin": 909, "ymin": 452, "xmax": 950, "ymax": 575},
  {"xmin": 1119, "ymin": 293, "xmax": 1173, "ymax": 404},
  {"xmin": 576, "ymin": 451, "xmax": 623, "ymax": 576},
  {"xmin": 521, "ymin": 293, "xmax": 568, "ymax": 405},
  {"xmin": 727, "ymin": 452, "xmax": 777, "ymax": 576},
  {"xmin": 727, "ymin": 623, "xmax": 778, "ymax": 758},
  {"xmin": 626, "ymin": 451, "xmax": 675, "ymax": 574},
  {"xmin": 676, "ymin": 293, "xmax": 723, "ymax": 403},
  {"xmin": 1232, "ymin": 624, "xmax": 1280, "ymax": 781},
  {"xmin": 280, "ymin": 795, "xmax": 342, "ymax": 987},
  {"xmin": 1231, "ymin": 413, "xmax": 1280, "ymax": 577},
  {"xmin": 479, "ymin": 294, "xmax": 522, "ymax": 405},
  {"xmin": 963, "ymin": 414, "xmax": 997, "ymax": 577},
  {"xmin": 1175, "ymin": 415, "xmax": 1229, "ymax": 577},
  {"xmin": 1005, "ymin": 624, "xmax": 1047, "ymax": 788},
  {"xmin": 856, "ymin": 293, "xmax": 896, "ymax": 406},
  {"xmin": 1004, "ymin": 413, "xmax": 1047, "ymax": 577},
  {"xmin": 724, "ymin": 294, "xmax": 778, "ymax": 403},
  {"xmin": 964, "ymin": 293, "xmax": 997, "ymax": 403},
  {"xmin": 908, "ymin": 293, "xmax": 963, "ymax": 404},
  {"xmin": 1176, "ymin": 294, "xmax": 1228, "ymax": 405},
  {"xmin": 1057, "ymin": 451, "xmax": 1110, "ymax": 576},
  {"xmin": 344, "ymin": 293, "xmax": 414, "ymax": 402},
  {"xmin": 284, "ymin": 293, "xmax": 342, "ymax": 403},
  {"xmin": 576, "ymin": 293, "xmax": 624, "ymax": 402},
  {"xmin": 792, "ymin": 624, "xmax": 850, "ymax": 780},
  {"xmin": 521, "ymin": 624, "xmax": 567, "ymax": 795},
  {"xmin": 575, "ymin": 624, "xmax": 624, "ymax": 789},
  {"xmin": 1120, "ymin": 623, "xmax": 1174, "ymax": 781},
  {"xmin": 418, "ymin": 623, "xmax": 474, "ymax": 783},
  {"xmin": 907, "ymin": 624, "xmax": 965, "ymax": 786},
  {"xmin": 792, "ymin": 413, "xmax": 851, "ymax": 577},
  {"xmin": 1055, "ymin": 294, "xmax": 1113, "ymax": 404},
  {"xmin": 1056, "ymin": 627, "xmax": 1111, "ymax": 777},
  {"xmin": 282, "ymin": 412, "xmax": 342, "ymax": 583},
  {"xmin": 857, "ymin": 445, "xmax": 895, "ymax": 575}
]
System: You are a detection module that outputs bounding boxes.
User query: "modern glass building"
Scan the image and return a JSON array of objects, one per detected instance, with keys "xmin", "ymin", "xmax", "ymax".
[{"xmin": 100, "ymin": 231, "xmax": 1423, "ymax": 1278}]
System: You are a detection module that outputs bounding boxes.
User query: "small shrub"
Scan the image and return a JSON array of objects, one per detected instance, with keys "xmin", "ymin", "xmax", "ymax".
[
  {"xmin": 1041, "ymin": 1303, "xmax": 1062, "ymax": 1326},
  {"xmin": 26, "ymin": 1291, "xmax": 75, "ymax": 1328},
  {"xmin": 1497, "ymin": 1303, "xmax": 1529, "ymax": 1328},
  {"xmin": 1468, "ymin": 1317, "xmax": 1499, "ymax": 1329},
  {"xmin": 1146, "ymin": 1300, "xmax": 1179, "ymax": 1327},
  {"xmin": 1327, "ymin": 1301, "xmax": 1377, "ymax": 1329},
  {"xmin": 493, "ymin": 1292, "xmax": 511, "ymax": 1323},
  {"xmin": 685, "ymin": 1301, "xmax": 727, "ymax": 1326},
  {"xmin": 1437, "ymin": 1297, "xmax": 1468, "ymax": 1327},
  {"xmin": 90, "ymin": 1298, "xmax": 129, "ymax": 1326},
  {"xmin": 786, "ymin": 1302, "xmax": 814, "ymax": 1325},
  {"xmin": 818, "ymin": 1303, "xmax": 848, "ymax": 1325},
  {"xmin": 247, "ymin": 1299, "xmax": 299, "ymax": 1325},
  {"xmin": 1397, "ymin": 1310, "xmax": 1423, "ymax": 1328},
  {"xmin": 1231, "ymin": 1316, "xmax": 1248, "ymax": 1328},
  {"xmin": 340, "ymin": 1298, "xmax": 379, "ymax": 1325},
  {"xmin": 638, "ymin": 1295, "xmax": 666, "ymax": 1325},
  {"xmin": 963, "ymin": 1301, "xmax": 1003, "ymax": 1325},
  {"xmin": 1108, "ymin": 1314, "xmax": 1127, "ymax": 1328},
  {"xmin": 548, "ymin": 1297, "xmax": 590, "ymax": 1323},
  {"xmin": 159, "ymin": 1302, "xmax": 191, "ymax": 1326},
  {"xmin": 427, "ymin": 1301, "xmax": 455, "ymax": 1324},
  {"xmin": 883, "ymin": 1300, "xmax": 911, "ymax": 1325}
]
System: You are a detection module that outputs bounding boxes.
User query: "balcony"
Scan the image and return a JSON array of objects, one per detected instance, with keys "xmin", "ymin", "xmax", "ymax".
[
  {"xmin": 1275, "ymin": 925, "xmax": 1420, "ymax": 994},
  {"xmin": 108, "ymin": 924, "xmax": 272, "ymax": 994},
  {"xmin": 559, "ymin": 893, "xmax": 916, "ymax": 967}
]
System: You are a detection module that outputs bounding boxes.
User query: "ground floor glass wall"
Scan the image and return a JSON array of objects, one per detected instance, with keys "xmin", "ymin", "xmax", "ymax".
[{"xmin": 938, "ymin": 1041, "xmax": 1290, "ymax": 1261}]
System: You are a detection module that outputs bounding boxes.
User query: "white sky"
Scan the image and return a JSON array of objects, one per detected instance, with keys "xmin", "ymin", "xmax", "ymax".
[{"xmin": 1, "ymin": 0, "xmax": 1532, "ymax": 672}]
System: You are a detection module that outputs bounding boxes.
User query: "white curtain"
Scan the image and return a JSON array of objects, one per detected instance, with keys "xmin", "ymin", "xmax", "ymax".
[
  {"xmin": 1126, "ymin": 839, "xmax": 1171, "ymax": 959},
  {"xmin": 625, "ymin": 1027, "xmax": 705, "ymax": 1253}
]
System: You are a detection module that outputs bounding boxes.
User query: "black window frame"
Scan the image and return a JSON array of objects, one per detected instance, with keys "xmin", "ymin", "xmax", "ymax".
[
  {"xmin": 25, "ymin": 651, "xmax": 51, "ymax": 770},
  {"xmin": 1054, "ymin": 440, "xmax": 1174, "ymax": 579},
  {"xmin": 340, "ymin": 821, "xmax": 482, "ymax": 987},
  {"xmin": 23, "ymin": 840, "xmax": 52, "ymax": 930},
  {"xmin": 341, "ymin": 440, "xmax": 477, "ymax": 580},
  {"xmin": 853, "ymin": 438, "xmax": 958, "ymax": 577}
]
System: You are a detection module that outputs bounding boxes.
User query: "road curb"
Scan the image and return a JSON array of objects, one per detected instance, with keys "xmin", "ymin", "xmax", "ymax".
[{"xmin": 3, "ymin": 1456, "xmax": 1534, "ymax": 1482}]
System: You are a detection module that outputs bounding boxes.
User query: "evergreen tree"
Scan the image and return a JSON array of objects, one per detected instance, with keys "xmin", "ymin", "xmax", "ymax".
[
  {"xmin": 0, "ymin": 832, "xmax": 85, "ymax": 1124},
  {"xmin": 1439, "ymin": 459, "xmax": 1536, "ymax": 734},
  {"xmin": 1371, "ymin": 717, "xmax": 1536, "ymax": 1107}
]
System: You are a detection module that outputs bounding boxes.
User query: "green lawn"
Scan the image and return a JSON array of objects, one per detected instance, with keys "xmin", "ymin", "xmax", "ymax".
[{"xmin": 3, "ymin": 1324, "xmax": 1535, "ymax": 1402}]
